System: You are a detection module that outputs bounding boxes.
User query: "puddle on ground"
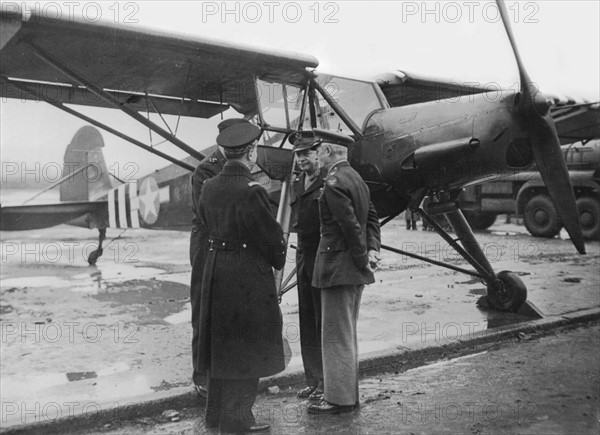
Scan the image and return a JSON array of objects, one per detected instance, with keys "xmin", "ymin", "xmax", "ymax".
[
  {"xmin": 92, "ymin": 279, "xmax": 189, "ymax": 325},
  {"xmin": 66, "ymin": 371, "xmax": 97, "ymax": 381}
]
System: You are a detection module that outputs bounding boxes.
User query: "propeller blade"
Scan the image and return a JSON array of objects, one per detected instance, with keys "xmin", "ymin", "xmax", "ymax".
[
  {"xmin": 529, "ymin": 114, "xmax": 586, "ymax": 254},
  {"xmin": 496, "ymin": 0, "xmax": 586, "ymax": 253},
  {"xmin": 496, "ymin": 0, "xmax": 531, "ymax": 95}
]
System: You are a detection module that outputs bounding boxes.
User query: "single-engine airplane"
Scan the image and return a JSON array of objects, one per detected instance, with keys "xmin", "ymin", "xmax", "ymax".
[
  {"xmin": 1, "ymin": 1, "xmax": 598, "ymax": 314},
  {"xmin": 0, "ymin": 124, "xmax": 287, "ymax": 264}
]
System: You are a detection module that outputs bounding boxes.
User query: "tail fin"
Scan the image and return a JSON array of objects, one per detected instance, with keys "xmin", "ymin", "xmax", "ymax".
[{"xmin": 60, "ymin": 126, "xmax": 113, "ymax": 201}]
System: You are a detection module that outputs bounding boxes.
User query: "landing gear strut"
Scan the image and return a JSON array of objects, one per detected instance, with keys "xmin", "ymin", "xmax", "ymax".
[
  {"xmin": 416, "ymin": 195, "xmax": 540, "ymax": 317},
  {"xmin": 87, "ymin": 228, "xmax": 106, "ymax": 265}
]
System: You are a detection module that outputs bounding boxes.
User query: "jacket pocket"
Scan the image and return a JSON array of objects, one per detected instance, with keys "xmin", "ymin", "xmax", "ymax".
[
  {"xmin": 319, "ymin": 239, "xmax": 346, "ymax": 265},
  {"xmin": 319, "ymin": 238, "xmax": 347, "ymax": 253}
]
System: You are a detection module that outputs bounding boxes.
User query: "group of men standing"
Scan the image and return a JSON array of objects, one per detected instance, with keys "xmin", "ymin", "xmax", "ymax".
[{"xmin": 189, "ymin": 120, "xmax": 381, "ymax": 432}]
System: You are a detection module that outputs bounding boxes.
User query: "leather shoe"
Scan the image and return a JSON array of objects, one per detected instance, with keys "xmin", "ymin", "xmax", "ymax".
[
  {"xmin": 308, "ymin": 388, "xmax": 324, "ymax": 402},
  {"xmin": 297, "ymin": 385, "xmax": 317, "ymax": 398},
  {"xmin": 247, "ymin": 423, "xmax": 270, "ymax": 432},
  {"xmin": 308, "ymin": 400, "xmax": 356, "ymax": 414},
  {"xmin": 194, "ymin": 384, "xmax": 208, "ymax": 399}
]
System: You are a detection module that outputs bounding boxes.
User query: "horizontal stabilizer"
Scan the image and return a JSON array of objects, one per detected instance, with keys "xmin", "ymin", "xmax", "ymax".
[{"xmin": 0, "ymin": 201, "xmax": 107, "ymax": 231}]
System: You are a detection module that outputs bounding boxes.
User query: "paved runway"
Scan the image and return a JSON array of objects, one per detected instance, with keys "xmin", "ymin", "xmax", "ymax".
[{"xmin": 1, "ymin": 219, "xmax": 598, "ymax": 428}]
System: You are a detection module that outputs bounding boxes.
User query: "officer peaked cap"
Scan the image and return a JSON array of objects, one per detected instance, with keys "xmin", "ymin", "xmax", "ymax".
[
  {"xmin": 289, "ymin": 130, "xmax": 318, "ymax": 152},
  {"xmin": 217, "ymin": 118, "xmax": 250, "ymax": 133},
  {"xmin": 216, "ymin": 123, "xmax": 262, "ymax": 149},
  {"xmin": 313, "ymin": 128, "xmax": 354, "ymax": 148}
]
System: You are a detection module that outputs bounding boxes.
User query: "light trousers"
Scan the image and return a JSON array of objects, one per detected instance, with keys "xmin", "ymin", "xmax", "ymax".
[{"xmin": 321, "ymin": 284, "xmax": 364, "ymax": 406}]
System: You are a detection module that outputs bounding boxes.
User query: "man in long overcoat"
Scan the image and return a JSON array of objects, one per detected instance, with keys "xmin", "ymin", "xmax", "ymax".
[
  {"xmin": 308, "ymin": 129, "xmax": 381, "ymax": 414},
  {"xmin": 197, "ymin": 122, "xmax": 287, "ymax": 432},
  {"xmin": 189, "ymin": 118, "xmax": 249, "ymax": 397}
]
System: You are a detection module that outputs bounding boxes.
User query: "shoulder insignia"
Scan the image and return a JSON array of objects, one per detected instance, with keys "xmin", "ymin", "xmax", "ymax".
[
  {"xmin": 248, "ymin": 181, "xmax": 261, "ymax": 187},
  {"xmin": 326, "ymin": 176, "xmax": 339, "ymax": 186}
]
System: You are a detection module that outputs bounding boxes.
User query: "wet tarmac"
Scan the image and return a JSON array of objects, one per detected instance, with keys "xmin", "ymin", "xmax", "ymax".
[{"xmin": 1, "ymin": 219, "xmax": 599, "ymax": 428}]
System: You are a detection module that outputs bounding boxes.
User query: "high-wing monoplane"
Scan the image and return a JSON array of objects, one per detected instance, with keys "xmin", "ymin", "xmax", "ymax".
[{"xmin": 1, "ymin": 1, "xmax": 598, "ymax": 314}]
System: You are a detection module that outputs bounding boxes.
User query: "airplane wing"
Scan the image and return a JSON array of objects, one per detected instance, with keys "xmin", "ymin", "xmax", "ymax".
[
  {"xmin": 0, "ymin": 7, "xmax": 318, "ymax": 117},
  {"xmin": 375, "ymin": 70, "xmax": 490, "ymax": 107},
  {"xmin": 548, "ymin": 97, "xmax": 600, "ymax": 145},
  {"xmin": 0, "ymin": 201, "xmax": 107, "ymax": 231}
]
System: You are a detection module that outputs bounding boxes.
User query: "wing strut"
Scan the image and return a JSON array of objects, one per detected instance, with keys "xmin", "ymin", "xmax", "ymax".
[
  {"xmin": 25, "ymin": 41, "xmax": 205, "ymax": 162},
  {"xmin": 1, "ymin": 77, "xmax": 196, "ymax": 172}
]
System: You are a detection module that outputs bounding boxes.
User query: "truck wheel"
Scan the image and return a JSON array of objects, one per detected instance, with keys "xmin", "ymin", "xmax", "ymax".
[
  {"xmin": 486, "ymin": 271, "xmax": 527, "ymax": 312},
  {"xmin": 463, "ymin": 211, "xmax": 497, "ymax": 230},
  {"xmin": 524, "ymin": 194, "xmax": 562, "ymax": 238},
  {"xmin": 577, "ymin": 196, "xmax": 600, "ymax": 240}
]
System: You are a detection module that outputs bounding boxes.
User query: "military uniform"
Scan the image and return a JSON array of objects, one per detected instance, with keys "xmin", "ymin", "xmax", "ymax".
[
  {"xmin": 189, "ymin": 148, "xmax": 226, "ymax": 388},
  {"xmin": 313, "ymin": 159, "xmax": 381, "ymax": 408},
  {"xmin": 189, "ymin": 118, "xmax": 249, "ymax": 391},
  {"xmin": 198, "ymin": 123, "xmax": 286, "ymax": 432},
  {"xmin": 290, "ymin": 169, "xmax": 325, "ymax": 390}
]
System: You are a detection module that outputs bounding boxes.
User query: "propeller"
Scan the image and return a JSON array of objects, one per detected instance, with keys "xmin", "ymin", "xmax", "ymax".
[{"xmin": 497, "ymin": 0, "xmax": 586, "ymax": 254}]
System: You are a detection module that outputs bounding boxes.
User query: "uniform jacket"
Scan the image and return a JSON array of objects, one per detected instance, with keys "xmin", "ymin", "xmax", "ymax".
[
  {"xmin": 312, "ymin": 160, "xmax": 381, "ymax": 289},
  {"xmin": 197, "ymin": 161, "xmax": 287, "ymax": 379},
  {"xmin": 290, "ymin": 170, "xmax": 324, "ymax": 251},
  {"xmin": 190, "ymin": 148, "xmax": 226, "ymax": 266}
]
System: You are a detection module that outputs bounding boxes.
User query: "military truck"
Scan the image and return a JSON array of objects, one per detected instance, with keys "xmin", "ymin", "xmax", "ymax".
[{"xmin": 459, "ymin": 139, "xmax": 600, "ymax": 240}]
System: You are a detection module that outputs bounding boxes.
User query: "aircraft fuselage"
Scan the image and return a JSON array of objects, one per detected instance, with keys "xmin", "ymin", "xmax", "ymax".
[{"xmin": 352, "ymin": 92, "xmax": 531, "ymax": 217}]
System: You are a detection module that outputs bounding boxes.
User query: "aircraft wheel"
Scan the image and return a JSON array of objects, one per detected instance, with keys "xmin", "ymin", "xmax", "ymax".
[
  {"xmin": 486, "ymin": 271, "xmax": 527, "ymax": 312},
  {"xmin": 577, "ymin": 196, "xmax": 600, "ymax": 240},
  {"xmin": 463, "ymin": 211, "xmax": 497, "ymax": 230},
  {"xmin": 524, "ymin": 194, "xmax": 562, "ymax": 238}
]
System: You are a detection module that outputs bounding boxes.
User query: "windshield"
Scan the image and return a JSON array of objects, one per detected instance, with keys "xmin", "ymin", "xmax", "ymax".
[{"xmin": 315, "ymin": 74, "xmax": 384, "ymax": 133}]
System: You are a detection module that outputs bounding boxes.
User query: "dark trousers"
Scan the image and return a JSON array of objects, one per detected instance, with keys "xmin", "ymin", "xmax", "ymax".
[
  {"xmin": 190, "ymin": 234, "xmax": 208, "ymax": 386},
  {"xmin": 205, "ymin": 374, "xmax": 258, "ymax": 432},
  {"xmin": 296, "ymin": 248, "xmax": 323, "ymax": 387}
]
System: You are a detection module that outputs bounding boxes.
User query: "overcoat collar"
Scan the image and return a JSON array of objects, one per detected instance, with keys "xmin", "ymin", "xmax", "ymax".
[
  {"xmin": 221, "ymin": 160, "xmax": 253, "ymax": 178},
  {"xmin": 327, "ymin": 159, "xmax": 350, "ymax": 175}
]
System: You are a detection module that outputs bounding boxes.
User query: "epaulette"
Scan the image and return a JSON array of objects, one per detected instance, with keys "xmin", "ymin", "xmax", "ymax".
[{"xmin": 248, "ymin": 181, "xmax": 261, "ymax": 187}]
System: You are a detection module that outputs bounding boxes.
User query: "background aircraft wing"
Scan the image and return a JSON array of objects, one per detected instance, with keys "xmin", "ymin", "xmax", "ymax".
[
  {"xmin": 0, "ymin": 7, "xmax": 318, "ymax": 117},
  {"xmin": 0, "ymin": 201, "xmax": 107, "ymax": 231},
  {"xmin": 375, "ymin": 70, "xmax": 490, "ymax": 107},
  {"xmin": 548, "ymin": 97, "xmax": 600, "ymax": 144}
]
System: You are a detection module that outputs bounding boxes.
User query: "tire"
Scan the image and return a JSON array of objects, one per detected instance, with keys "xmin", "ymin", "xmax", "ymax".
[
  {"xmin": 463, "ymin": 211, "xmax": 497, "ymax": 230},
  {"xmin": 486, "ymin": 270, "xmax": 527, "ymax": 312},
  {"xmin": 577, "ymin": 196, "xmax": 600, "ymax": 240},
  {"xmin": 524, "ymin": 194, "xmax": 562, "ymax": 238}
]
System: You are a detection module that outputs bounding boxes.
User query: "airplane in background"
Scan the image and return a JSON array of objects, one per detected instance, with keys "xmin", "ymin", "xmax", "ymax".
[
  {"xmin": 1, "ymin": 1, "xmax": 598, "ymax": 315},
  {"xmin": 0, "ymin": 124, "xmax": 288, "ymax": 264}
]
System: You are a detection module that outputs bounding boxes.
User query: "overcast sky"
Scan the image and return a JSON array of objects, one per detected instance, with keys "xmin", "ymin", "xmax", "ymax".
[{"xmin": 1, "ymin": 0, "xmax": 599, "ymax": 178}]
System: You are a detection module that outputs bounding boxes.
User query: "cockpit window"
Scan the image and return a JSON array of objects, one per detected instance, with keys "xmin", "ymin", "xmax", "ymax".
[
  {"xmin": 256, "ymin": 79, "xmax": 305, "ymax": 130},
  {"xmin": 315, "ymin": 75, "xmax": 384, "ymax": 133}
]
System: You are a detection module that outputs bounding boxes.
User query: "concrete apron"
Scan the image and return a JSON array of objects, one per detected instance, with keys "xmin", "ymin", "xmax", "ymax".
[{"xmin": 3, "ymin": 308, "xmax": 599, "ymax": 434}]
